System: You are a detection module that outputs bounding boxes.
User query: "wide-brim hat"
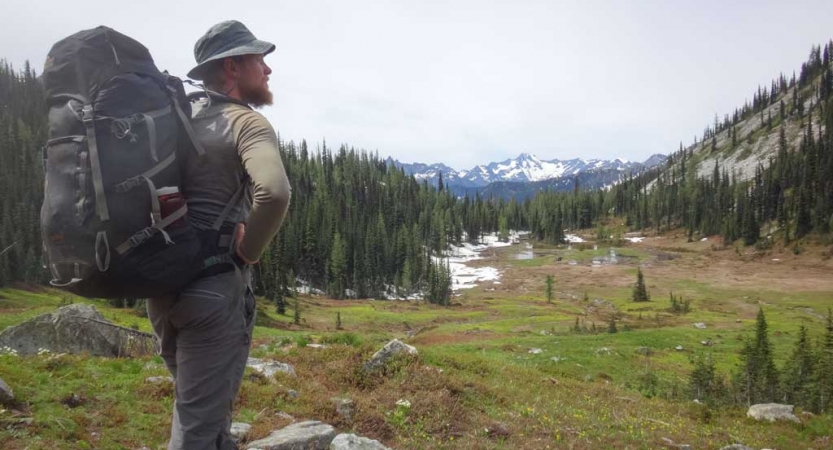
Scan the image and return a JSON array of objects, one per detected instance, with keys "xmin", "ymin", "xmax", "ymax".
[{"xmin": 187, "ymin": 20, "xmax": 275, "ymax": 80}]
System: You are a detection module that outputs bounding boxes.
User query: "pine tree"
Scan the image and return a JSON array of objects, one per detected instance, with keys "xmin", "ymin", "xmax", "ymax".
[
  {"xmin": 293, "ymin": 297, "xmax": 301, "ymax": 325},
  {"xmin": 734, "ymin": 308, "xmax": 780, "ymax": 405},
  {"xmin": 545, "ymin": 275, "xmax": 554, "ymax": 304},
  {"xmin": 689, "ymin": 354, "xmax": 727, "ymax": 406},
  {"xmin": 607, "ymin": 316, "xmax": 617, "ymax": 333},
  {"xmin": 336, "ymin": 311, "xmax": 343, "ymax": 330},
  {"xmin": 782, "ymin": 323, "xmax": 815, "ymax": 408},
  {"xmin": 817, "ymin": 308, "xmax": 833, "ymax": 413},
  {"xmin": 632, "ymin": 268, "xmax": 650, "ymax": 302}
]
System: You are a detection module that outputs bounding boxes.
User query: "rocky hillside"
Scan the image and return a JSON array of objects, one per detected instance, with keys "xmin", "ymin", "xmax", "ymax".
[{"xmin": 663, "ymin": 44, "xmax": 830, "ymax": 185}]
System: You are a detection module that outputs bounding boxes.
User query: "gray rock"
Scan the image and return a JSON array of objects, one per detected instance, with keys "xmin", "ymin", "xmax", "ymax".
[
  {"xmin": 287, "ymin": 389, "xmax": 299, "ymax": 399},
  {"xmin": 718, "ymin": 445, "xmax": 754, "ymax": 450},
  {"xmin": 364, "ymin": 339, "xmax": 417, "ymax": 371},
  {"xmin": 747, "ymin": 403, "xmax": 800, "ymax": 423},
  {"xmin": 693, "ymin": 322, "xmax": 707, "ymax": 329},
  {"xmin": 145, "ymin": 376, "xmax": 173, "ymax": 384},
  {"xmin": 331, "ymin": 397, "xmax": 355, "ymax": 421},
  {"xmin": 0, "ymin": 304, "xmax": 138, "ymax": 357},
  {"xmin": 528, "ymin": 348, "xmax": 543, "ymax": 354},
  {"xmin": 245, "ymin": 420, "xmax": 336, "ymax": 450},
  {"xmin": 247, "ymin": 358, "xmax": 297, "ymax": 378},
  {"xmin": 231, "ymin": 422, "xmax": 251, "ymax": 444},
  {"xmin": 0, "ymin": 377, "xmax": 14, "ymax": 405},
  {"xmin": 636, "ymin": 346, "xmax": 651, "ymax": 356},
  {"xmin": 329, "ymin": 433, "xmax": 391, "ymax": 450}
]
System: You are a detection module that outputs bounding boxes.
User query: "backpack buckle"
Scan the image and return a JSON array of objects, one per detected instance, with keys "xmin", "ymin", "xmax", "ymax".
[
  {"xmin": 127, "ymin": 228, "xmax": 156, "ymax": 248},
  {"xmin": 81, "ymin": 105, "xmax": 95, "ymax": 125}
]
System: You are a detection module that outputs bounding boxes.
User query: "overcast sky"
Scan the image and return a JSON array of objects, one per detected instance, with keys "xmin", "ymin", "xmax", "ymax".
[{"xmin": 3, "ymin": 1, "xmax": 832, "ymax": 169}]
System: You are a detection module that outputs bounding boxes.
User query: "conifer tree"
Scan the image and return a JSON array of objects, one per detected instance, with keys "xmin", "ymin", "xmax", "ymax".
[
  {"xmin": 632, "ymin": 268, "xmax": 650, "ymax": 302},
  {"xmin": 734, "ymin": 308, "xmax": 780, "ymax": 405},
  {"xmin": 607, "ymin": 316, "xmax": 617, "ymax": 333},
  {"xmin": 782, "ymin": 323, "xmax": 815, "ymax": 408},
  {"xmin": 817, "ymin": 308, "xmax": 833, "ymax": 413},
  {"xmin": 545, "ymin": 275, "xmax": 554, "ymax": 304}
]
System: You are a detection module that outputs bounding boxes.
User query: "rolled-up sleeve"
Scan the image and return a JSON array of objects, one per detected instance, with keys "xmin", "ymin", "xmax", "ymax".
[{"xmin": 232, "ymin": 110, "xmax": 291, "ymax": 262}]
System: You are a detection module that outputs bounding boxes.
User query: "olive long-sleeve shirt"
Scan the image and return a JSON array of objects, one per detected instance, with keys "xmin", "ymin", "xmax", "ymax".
[{"xmin": 184, "ymin": 93, "xmax": 291, "ymax": 262}]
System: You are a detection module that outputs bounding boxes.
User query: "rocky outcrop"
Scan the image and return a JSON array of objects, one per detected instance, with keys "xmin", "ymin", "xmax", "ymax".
[
  {"xmin": 246, "ymin": 358, "xmax": 297, "ymax": 378},
  {"xmin": 245, "ymin": 420, "xmax": 336, "ymax": 450},
  {"xmin": 331, "ymin": 397, "xmax": 355, "ymax": 422},
  {"xmin": 329, "ymin": 433, "xmax": 391, "ymax": 450},
  {"xmin": 747, "ymin": 403, "xmax": 800, "ymax": 423},
  {"xmin": 0, "ymin": 304, "xmax": 150, "ymax": 357},
  {"xmin": 364, "ymin": 340, "xmax": 417, "ymax": 371},
  {"xmin": 0, "ymin": 377, "xmax": 13, "ymax": 405},
  {"xmin": 231, "ymin": 422, "xmax": 252, "ymax": 444}
]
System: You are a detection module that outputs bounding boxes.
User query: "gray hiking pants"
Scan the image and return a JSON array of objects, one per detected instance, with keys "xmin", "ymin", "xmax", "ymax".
[{"xmin": 148, "ymin": 268, "xmax": 256, "ymax": 450}]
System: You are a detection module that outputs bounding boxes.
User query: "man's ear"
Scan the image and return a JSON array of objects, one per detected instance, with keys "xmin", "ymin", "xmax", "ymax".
[{"xmin": 222, "ymin": 57, "xmax": 239, "ymax": 80}]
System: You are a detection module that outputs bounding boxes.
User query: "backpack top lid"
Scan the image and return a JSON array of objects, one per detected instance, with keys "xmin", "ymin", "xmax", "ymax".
[{"xmin": 42, "ymin": 26, "xmax": 165, "ymax": 104}]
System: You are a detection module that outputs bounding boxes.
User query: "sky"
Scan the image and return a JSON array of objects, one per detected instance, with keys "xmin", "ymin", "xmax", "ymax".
[{"xmin": 3, "ymin": 1, "xmax": 832, "ymax": 170}]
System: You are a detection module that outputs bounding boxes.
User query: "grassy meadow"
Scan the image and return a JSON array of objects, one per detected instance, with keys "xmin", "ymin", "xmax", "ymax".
[{"xmin": 1, "ymin": 230, "xmax": 832, "ymax": 449}]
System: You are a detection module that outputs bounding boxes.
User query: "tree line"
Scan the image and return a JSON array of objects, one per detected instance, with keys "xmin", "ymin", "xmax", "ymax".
[{"xmin": 1, "ymin": 39, "xmax": 832, "ymax": 304}]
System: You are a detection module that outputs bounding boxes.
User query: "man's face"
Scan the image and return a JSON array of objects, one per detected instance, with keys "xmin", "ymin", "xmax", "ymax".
[{"xmin": 236, "ymin": 54, "xmax": 273, "ymax": 108}]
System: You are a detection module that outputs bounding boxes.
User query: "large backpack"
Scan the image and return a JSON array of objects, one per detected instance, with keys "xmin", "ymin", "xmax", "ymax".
[{"xmin": 40, "ymin": 26, "xmax": 230, "ymax": 299}]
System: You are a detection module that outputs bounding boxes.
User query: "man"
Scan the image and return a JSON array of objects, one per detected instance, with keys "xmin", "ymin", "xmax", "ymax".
[{"xmin": 147, "ymin": 20, "xmax": 291, "ymax": 450}]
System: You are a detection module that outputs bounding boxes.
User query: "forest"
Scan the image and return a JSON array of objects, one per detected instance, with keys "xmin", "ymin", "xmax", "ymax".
[{"xmin": 0, "ymin": 41, "xmax": 831, "ymax": 308}]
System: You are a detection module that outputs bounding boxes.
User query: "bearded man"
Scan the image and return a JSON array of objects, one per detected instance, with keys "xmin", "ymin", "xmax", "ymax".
[{"xmin": 147, "ymin": 20, "xmax": 291, "ymax": 450}]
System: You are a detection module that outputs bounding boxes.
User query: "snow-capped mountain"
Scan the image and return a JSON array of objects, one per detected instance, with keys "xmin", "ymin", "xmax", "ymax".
[{"xmin": 388, "ymin": 153, "xmax": 666, "ymax": 189}]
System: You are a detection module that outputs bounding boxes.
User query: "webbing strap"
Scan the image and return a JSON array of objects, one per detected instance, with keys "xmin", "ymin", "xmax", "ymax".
[
  {"xmin": 142, "ymin": 114, "xmax": 158, "ymax": 162},
  {"xmin": 82, "ymin": 105, "xmax": 110, "ymax": 222},
  {"xmin": 144, "ymin": 176, "xmax": 162, "ymax": 225},
  {"xmin": 211, "ymin": 178, "xmax": 250, "ymax": 231},
  {"xmin": 171, "ymin": 94, "xmax": 206, "ymax": 156},
  {"xmin": 142, "ymin": 104, "xmax": 172, "ymax": 163},
  {"xmin": 113, "ymin": 152, "xmax": 176, "ymax": 194},
  {"xmin": 115, "ymin": 203, "xmax": 187, "ymax": 255},
  {"xmin": 95, "ymin": 231, "xmax": 111, "ymax": 272}
]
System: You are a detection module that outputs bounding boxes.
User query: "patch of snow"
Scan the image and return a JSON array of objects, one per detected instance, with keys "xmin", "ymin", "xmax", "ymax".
[
  {"xmin": 700, "ymin": 237, "xmax": 708, "ymax": 242},
  {"xmin": 565, "ymin": 234, "xmax": 585, "ymax": 243},
  {"xmin": 625, "ymin": 237, "xmax": 644, "ymax": 243},
  {"xmin": 439, "ymin": 231, "xmax": 525, "ymax": 290}
]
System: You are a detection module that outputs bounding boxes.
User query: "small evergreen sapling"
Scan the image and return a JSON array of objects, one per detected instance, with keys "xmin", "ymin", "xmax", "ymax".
[{"xmin": 632, "ymin": 268, "xmax": 650, "ymax": 302}]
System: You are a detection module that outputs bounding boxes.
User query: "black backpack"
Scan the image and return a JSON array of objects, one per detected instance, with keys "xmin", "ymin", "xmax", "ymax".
[{"xmin": 41, "ymin": 26, "xmax": 238, "ymax": 299}]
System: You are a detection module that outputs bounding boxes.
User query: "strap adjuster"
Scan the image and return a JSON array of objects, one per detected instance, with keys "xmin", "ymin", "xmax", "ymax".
[{"xmin": 127, "ymin": 228, "xmax": 155, "ymax": 248}]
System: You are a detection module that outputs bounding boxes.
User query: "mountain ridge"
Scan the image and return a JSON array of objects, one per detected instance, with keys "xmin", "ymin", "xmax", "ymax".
[{"xmin": 387, "ymin": 153, "xmax": 667, "ymax": 190}]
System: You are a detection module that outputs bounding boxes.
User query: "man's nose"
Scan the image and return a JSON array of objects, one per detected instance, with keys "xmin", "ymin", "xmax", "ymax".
[{"xmin": 264, "ymin": 63, "xmax": 272, "ymax": 75}]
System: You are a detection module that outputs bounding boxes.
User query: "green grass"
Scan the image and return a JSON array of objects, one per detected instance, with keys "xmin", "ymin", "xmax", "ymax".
[{"xmin": 1, "ymin": 236, "xmax": 832, "ymax": 449}]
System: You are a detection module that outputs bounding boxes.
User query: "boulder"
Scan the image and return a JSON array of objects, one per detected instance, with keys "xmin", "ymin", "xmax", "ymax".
[
  {"xmin": 331, "ymin": 397, "xmax": 355, "ymax": 421},
  {"xmin": 528, "ymin": 348, "xmax": 543, "ymax": 354},
  {"xmin": 364, "ymin": 339, "xmax": 417, "ymax": 371},
  {"xmin": 245, "ymin": 420, "xmax": 336, "ymax": 450},
  {"xmin": 145, "ymin": 376, "xmax": 173, "ymax": 384},
  {"xmin": 0, "ymin": 304, "xmax": 136, "ymax": 356},
  {"xmin": 718, "ymin": 445, "xmax": 754, "ymax": 450},
  {"xmin": 247, "ymin": 358, "xmax": 297, "ymax": 378},
  {"xmin": 231, "ymin": 422, "xmax": 252, "ymax": 444},
  {"xmin": 0, "ymin": 377, "xmax": 14, "ymax": 405},
  {"xmin": 747, "ymin": 403, "xmax": 800, "ymax": 423},
  {"xmin": 329, "ymin": 433, "xmax": 391, "ymax": 450},
  {"xmin": 693, "ymin": 322, "xmax": 707, "ymax": 330}
]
